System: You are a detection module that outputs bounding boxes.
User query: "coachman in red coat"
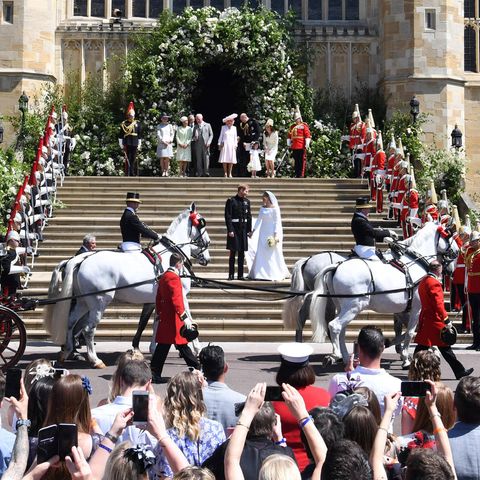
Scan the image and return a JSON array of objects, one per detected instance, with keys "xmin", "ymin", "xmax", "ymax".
[
  {"xmin": 150, "ymin": 253, "xmax": 200, "ymax": 382},
  {"xmin": 414, "ymin": 262, "xmax": 473, "ymax": 379}
]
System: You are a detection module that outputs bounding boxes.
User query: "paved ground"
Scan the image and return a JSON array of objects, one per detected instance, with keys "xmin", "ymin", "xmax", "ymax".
[{"xmin": 12, "ymin": 339, "xmax": 480, "ymax": 405}]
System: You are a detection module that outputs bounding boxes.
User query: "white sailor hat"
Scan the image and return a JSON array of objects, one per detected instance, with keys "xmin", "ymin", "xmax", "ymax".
[{"xmin": 278, "ymin": 343, "xmax": 313, "ymax": 364}]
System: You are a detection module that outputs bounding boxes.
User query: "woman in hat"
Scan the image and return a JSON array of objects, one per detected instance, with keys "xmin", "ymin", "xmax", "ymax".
[
  {"xmin": 218, "ymin": 114, "xmax": 238, "ymax": 178},
  {"xmin": 175, "ymin": 116, "xmax": 193, "ymax": 178},
  {"xmin": 263, "ymin": 119, "xmax": 278, "ymax": 178},
  {"xmin": 272, "ymin": 343, "xmax": 330, "ymax": 471},
  {"xmin": 247, "ymin": 191, "xmax": 289, "ymax": 281},
  {"xmin": 156, "ymin": 114, "xmax": 175, "ymax": 177}
]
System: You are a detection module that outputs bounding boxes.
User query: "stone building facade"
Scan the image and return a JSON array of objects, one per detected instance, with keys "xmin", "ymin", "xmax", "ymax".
[{"xmin": 0, "ymin": 0, "xmax": 478, "ymax": 191}]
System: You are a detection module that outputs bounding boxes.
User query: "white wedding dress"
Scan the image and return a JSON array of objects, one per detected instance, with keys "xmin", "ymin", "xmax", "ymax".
[{"xmin": 247, "ymin": 198, "xmax": 289, "ymax": 281}]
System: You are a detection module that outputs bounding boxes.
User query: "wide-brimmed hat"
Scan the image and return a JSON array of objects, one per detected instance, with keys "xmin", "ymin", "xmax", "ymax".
[
  {"xmin": 355, "ymin": 197, "xmax": 374, "ymax": 210},
  {"xmin": 160, "ymin": 113, "xmax": 170, "ymax": 119},
  {"xmin": 125, "ymin": 192, "xmax": 142, "ymax": 203},
  {"xmin": 265, "ymin": 118, "xmax": 274, "ymax": 128},
  {"xmin": 180, "ymin": 116, "xmax": 188, "ymax": 123},
  {"xmin": 223, "ymin": 113, "xmax": 238, "ymax": 123}
]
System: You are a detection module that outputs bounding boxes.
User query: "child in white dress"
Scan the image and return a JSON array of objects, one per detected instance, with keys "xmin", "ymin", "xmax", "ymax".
[{"xmin": 247, "ymin": 141, "xmax": 262, "ymax": 178}]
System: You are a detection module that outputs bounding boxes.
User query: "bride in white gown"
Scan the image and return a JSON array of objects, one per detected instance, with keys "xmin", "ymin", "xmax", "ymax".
[{"xmin": 247, "ymin": 191, "xmax": 289, "ymax": 281}]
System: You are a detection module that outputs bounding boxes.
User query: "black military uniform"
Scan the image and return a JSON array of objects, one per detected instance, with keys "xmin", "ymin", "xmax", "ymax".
[
  {"xmin": 120, "ymin": 192, "xmax": 159, "ymax": 245},
  {"xmin": 237, "ymin": 117, "xmax": 260, "ymax": 177},
  {"xmin": 225, "ymin": 193, "xmax": 252, "ymax": 280},
  {"xmin": 351, "ymin": 212, "xmax": 390, "ymax": 246}
]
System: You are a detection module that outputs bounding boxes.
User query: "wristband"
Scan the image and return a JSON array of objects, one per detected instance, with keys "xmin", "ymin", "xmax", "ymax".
[
  {"xmin": 236, "ymin": 421, "xmax": 250, "ymax": 431},
  {"xmin": 15, "ymin": 419, "xmax": 31, "ymax": 430},
  {"xmin": 433, "ymin": 427, "xmax": 446, "ymax": 435},
  {"xmin": 99, "ymin": 443, "xmax": 112, "ymax": 454},
  {"xmin": 378, "ymin": 427, "xmax": 388, "ymax": 433},
  {"xmin": 299, "ymin": 416, "xmax": 312, "ymax": 428},
  {"xmin": 104, "ymin": 431, "xmax": 119, "ymax": 444},
  {"xmin": 430, "ymin": 413, "xmax": 442, "ymax": 420},
  {"xmin": 275, "ymin": 437, "xmax": 287, "ymax": 445}
]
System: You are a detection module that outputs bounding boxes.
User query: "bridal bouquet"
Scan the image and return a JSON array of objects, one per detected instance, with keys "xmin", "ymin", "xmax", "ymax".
[{"xmin": 267, "ymin": 236, "xmax": 278, "ymax": 247}]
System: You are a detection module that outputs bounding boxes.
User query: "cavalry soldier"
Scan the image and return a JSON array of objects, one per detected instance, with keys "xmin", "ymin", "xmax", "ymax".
[
  {"xmin": 465, "ymin": 230, "xmax": 480, "ymax": 350},
  {"xmin": 120, "ymin": 192, "xmax": 160, "ymax": 252},
  {"xmin": 452, "ymin": 225, "xmax": 471, "ymax": 333},
  {"xmin": 225, "ymin": 184, "xmax": 252, "ymax": 280},
  {"xmin": 370, "ymin": 131, "xmax": 386, "ymax": 212},
  {"xmin": 349, "ymin": 104, "xmax": 366, "ymax": 178},
  {"xmin": 385, "ymin": 134, "xmax": 396, "ymax": 193},
  {"xmin": 119, "ymin": 101, "xmax": 142, "ymax": 176},
  {"xmin": 363, "ymin": 109, "xmax": 377, "ymax": 180},
  {"xmin": 414, "ymin": 261, "xmax": 473, "ymax": 380},
  {"xmin": 400, "ymin": 170, "xmax": 419, "ymax": 239},
  {"xmin": 392, "ymin": 157, "xmax": 409, "ymax": 224},
  {"xmin": 351, "ymin": 197, "xmax": 396, "ymax": 261},
  {"xmin": 287, "ymin": 107, "xmax": 311, "ymax": 178},
  {"xmin": 150, "ymin": 253, "xmax": 200, "ymax": 383}
]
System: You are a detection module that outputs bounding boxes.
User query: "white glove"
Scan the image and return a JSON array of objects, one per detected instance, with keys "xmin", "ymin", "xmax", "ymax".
[
  {"xmin": 384, "ymin": 237, "xmax": 393, "ymax": 244},
  {"xmin": 388, "ymin": 230, "xmax": 398, "ymax": 240},
  {"xmin": 118, "ymin": 138, "xmax": 123, "ymax": 149},
  {"xmin": 183, "ymin": 317, "xmax": 193, "ymax": 329},
  {"xmin": 138, "ymin": 139, "xmax": 142, "ymax": 150},
  {"xmin": 287, "ymin": 139, "xmax": 291, "ymax": 147},
  {"xmin": 22, "ymin": 266, "xmax": 31, "ymax": 274},
  {"xmin": 305, "ymin": 138, "xmax": 311, "ymax": 149}
]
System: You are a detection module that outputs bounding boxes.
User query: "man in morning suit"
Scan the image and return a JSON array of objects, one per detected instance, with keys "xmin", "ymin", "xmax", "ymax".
[
  {"xmin": 75, "ymin": 234, "xmax": 96, "ymax": 256},
  {"xmin": 225, "ymin": 184, "xmax": 252, "ymax": 280},
  {"xmin": 238, "ymin": 113, "xmax": 261, "ymax": 178},
  {"xmin": 120, "ymin": 192, "xmax": 159, "ymax": 251},
  {"xmin": 191, "ymin": 113, "xmax": 214, "ymax": 177},
  {"xmin": 351, "ymin": 197, "xmax": 396, "ymax": 260}
]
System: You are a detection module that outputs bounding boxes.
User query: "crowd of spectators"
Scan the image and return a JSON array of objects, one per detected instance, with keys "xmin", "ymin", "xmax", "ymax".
[{"xmin": 0, "ymin": 325, "xmax": 479, "ymax": 480}]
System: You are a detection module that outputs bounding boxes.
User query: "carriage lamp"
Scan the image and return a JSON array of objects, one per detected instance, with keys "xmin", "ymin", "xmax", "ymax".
[
  {"xmin": 18, "ymin": 91, "xmax": 29, "ymax": 113},
  {"xmin": 451, "ymin": 124, "xmax": 463, "ymax": 149},
  {"xmin": 410, "ymin": 96, "xmax": 420, "ymax": 123},
  {"xmin": 0, "ymin": 120, "xmax": 4, "ymax": 144}
]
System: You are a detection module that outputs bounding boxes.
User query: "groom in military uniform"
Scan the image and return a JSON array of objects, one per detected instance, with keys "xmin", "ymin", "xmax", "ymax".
[
  {"xmin": 225, "ymin": 184, "xmax": 252, "ymax": 280},
  {"xmin": 120, "ymin": 192, "xmax": 160, "ymax": 251}
]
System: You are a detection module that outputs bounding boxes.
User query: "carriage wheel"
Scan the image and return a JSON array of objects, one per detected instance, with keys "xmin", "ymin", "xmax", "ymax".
[
  {"xmin": 0, "ymin": 306, "xmax": 27, "ymax": 372},
  {"xmin": 377, "ymin": 189, "xmax": 383, "ymax": 213}
]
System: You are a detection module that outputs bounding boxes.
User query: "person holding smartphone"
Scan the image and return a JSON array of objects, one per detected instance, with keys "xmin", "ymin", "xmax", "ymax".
[{"xmin": 414, "ymin": 261, "xmax": 473, "ymax": 380}]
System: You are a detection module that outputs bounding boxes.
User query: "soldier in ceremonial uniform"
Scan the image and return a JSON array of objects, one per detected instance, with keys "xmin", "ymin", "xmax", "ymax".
[
  {"xmin": 452, "ymin": 226, "xmax": 471, "ymax": 333},
  {"xmin": 363, "ymin": 109, "xmax": 377, "ymax": 180},
  {"xmin": 465, "ymin": 231, "xmax": 480, "ymax": 350},
  {"xmin": 287, "ymin": 107, "xmax": 311, "ymax": 178},
  {"xmin": 414, "ymin": 261, "xmax": 473, "ymax": 379},
  {"xmin": 351, "ymin": 197, "xmax": 396, "ymax": 260},
  {"xmin": 119, "ymin": 102, "xmax": 142, "ymax": 176},
  {"xmin": 401, "ymin": 171, "xmax": 419, "ymax": 239},
  {"xmin": 349, "ymin": 104, "xmax": 366, "ymax": 178},
  {"xmin": 370, "ymin": 131, "xmax": 386, "ymax": 211},
  {"xmin": 120, "ymin": 192, "xmax": 160, "ymax": 251},
  {"xmin": 225, "ymin": 184, "xmax": 252, "ymax": 280},
  {"xmin": 151, "ymin": 253, "xmax": 200, "ymax": 383},
  {"xmin": 237, "ymin": 113, "xmax": 261, "ymax": 178}
]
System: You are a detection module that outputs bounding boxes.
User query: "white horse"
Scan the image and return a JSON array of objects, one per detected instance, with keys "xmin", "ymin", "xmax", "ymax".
[
  {"xmin": 43, "ymin": 203, "xmax": 210, "ymax": 368},
  {"xmin": 282, "ymin": 252, "xmax": 345, "ymax": 342},
  {"xmin": 308, "ymin": 222, "xmax": 458, "ymax": 368}
]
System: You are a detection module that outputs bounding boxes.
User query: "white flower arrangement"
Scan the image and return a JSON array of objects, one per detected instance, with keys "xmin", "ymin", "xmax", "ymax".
[{"xmin": 267, "ymin": 236, "xmax": 278, "ymax": 248}]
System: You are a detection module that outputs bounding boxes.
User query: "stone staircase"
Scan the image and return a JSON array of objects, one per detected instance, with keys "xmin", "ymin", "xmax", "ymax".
[{"xmin": 20, "ymin": 176, "xmax": 466, "ymax": 344}]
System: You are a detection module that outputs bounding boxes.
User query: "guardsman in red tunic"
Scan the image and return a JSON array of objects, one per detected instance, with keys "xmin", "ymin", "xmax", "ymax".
[
  {"xmin": 388, "ymin": 139, "xmax": 404, "ymax": 220},
  {"xmin": 287, "ymin": 106, "xmax": 311, "ymax": 178},
  {"xmin": 349, "ymin": 104, "xmax": 366, "ymax": 178},
  {"xmin": 150, "ymin": 253, "xmax": 200, "ymax": 382},
  {"xmin": 392, "ymin": 158, "xmax": 408, "ymax": 224},
  {"xmin": 401, "ymin": 171, "xmax": 419, "ymax": 239},
  {"xmin": 465, "ymin": 231, "xmax": 480, "ymax": 350},
  {"xmin": 385, "ymin": 134, "xmax": 396, "ymax": 193},
  {"xmin": 371, "ymin": 131, "xmax": 386, "ymax": 212},
  {"xmin": 452, "ymin": 227, "xmax": 471, "ymax": 333},
  {"xmin": 363, "ymin": 109, "xmax": 377, "ymax": 180},
  {"xmin": 415, "ymin": 261, "xmax": 473, "ymax": 379}
]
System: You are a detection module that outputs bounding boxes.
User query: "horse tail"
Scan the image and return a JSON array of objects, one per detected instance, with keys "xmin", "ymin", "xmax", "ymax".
[
  {"xmin": 42, "ymin": 256, "xmax": 84, "ymax": 345},
  {"xmin": 282, "ymin": 257, "xmax": 309, "ymax": 330},
  {"xmin": 309, "ymin": 265, "xmax": 337, "ymax": 343}
]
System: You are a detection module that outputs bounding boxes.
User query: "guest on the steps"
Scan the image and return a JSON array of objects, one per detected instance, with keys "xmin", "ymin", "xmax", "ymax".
[
  {"xmin": 75, "ymin": 234, "xmax": 97, "ymax": 256},
  {"xmin": 225, "ymin": 184, "xmax": 252, "ymax": 280},
  {"xmin": 119, "ymin": 101, "xmax": 142, "ymax": 176},
  {"xmin": 119, "ymin": 192, "xmax": 160, "ymax": 252}
]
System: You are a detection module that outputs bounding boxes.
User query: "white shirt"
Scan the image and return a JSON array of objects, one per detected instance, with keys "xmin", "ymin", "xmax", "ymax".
[
  {"xmin": 92, "ymin": 396, "xmax": 157, "ymax": 447},
  {"xmin": 328, "ymin": 365, "xmax": 402, "ymax": 417}
]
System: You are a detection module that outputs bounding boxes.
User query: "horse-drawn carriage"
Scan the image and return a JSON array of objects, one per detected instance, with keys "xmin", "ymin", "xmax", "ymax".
[{"xmin": 0, "ymin": 302, "xmax": 30, "ymax": 371}]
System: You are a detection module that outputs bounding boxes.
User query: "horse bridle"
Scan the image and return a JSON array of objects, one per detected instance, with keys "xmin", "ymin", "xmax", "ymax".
[{"xmin": 188, "ymin": 216, "xmax": 210, "ymax": 259}]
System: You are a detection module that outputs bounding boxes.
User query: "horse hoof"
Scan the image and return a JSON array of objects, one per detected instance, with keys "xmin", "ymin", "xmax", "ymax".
[
  {"xmin": 94, "ymin": 361, "xmax": 106, "ymax": 369},
  {"xmin": 323, "ymin": 355, "xmax": 336, "ymax": 367}
]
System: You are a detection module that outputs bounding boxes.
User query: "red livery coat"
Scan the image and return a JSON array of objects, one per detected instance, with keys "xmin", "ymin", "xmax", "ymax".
[
  {"xmin": 155, "ymin": 269, "xmax": 188, "ymax": 345},
  {"xmin": 453, "ymin": 245, "xmax": 467, "ymax": 286},
  {"xmin": 466, "ymin": 247, "xmax": 480, "ymax": 294},
  {"xmin": 372, "ymin": 150, "xmax": 386, "ymax": 171},
  {"xmin": 349, "ymin": 121, "xmax": 366, "ymax": 150},
  {"xmin": 288, "ymin": 122, "xmax": 311, "ymax": 150},
  {"xmin": 415, "ymin": 274, "xmax": 449, "ymax": 347}
]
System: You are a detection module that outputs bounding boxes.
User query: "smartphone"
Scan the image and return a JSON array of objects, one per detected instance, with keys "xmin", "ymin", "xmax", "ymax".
[
  {"xmin": 37, "ymin": 425, "xmax": 58, "ymax": 463},
  {"xmin": 264, "ymin": 386, "xmax": 284, "ymax": 402},
  {"xmin": 353, "ymin": 342, "xmax": 359, "ymax": 360},
  {"xmin": 57, "ymin": 424, "xmax": 78, "ymax": 460},
  {"xmin": 53, "ymin": 368, "xmax": 67, "ymax": 379},
  {"xmin": 5, "ymin": 368, "xmax": 22, "ymax": 399},
  {"xmin": 132, "ymin": 390, "xmax": 149, "ymax": 425},
  {"xmin": 401, "ymin": 381, "xmax": 430, "ymax": 397}
]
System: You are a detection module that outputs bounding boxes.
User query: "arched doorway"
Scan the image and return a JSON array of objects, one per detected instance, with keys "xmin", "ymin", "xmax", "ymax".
[{"xmin": 191, "ymin": 63, "xmax": 248, "ymax": 171}]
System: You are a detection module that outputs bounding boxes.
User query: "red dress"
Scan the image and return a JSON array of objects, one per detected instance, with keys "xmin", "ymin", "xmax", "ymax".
[
  {"xmin": 273, "ymin": 385, "xmax": 330, "ymax": 471},
  {"xmin": 415, "ymin": 274, "xmax": 449, "ymax": 347},
  {"xmin": 155, "ymin": 269, "xmax": 188, "ymax": 345}
]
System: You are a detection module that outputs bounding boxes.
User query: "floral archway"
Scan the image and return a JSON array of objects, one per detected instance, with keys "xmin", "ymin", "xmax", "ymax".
[{"xmin": 126, "ymin": 6, "xmax": 313, "ymax": 174}]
